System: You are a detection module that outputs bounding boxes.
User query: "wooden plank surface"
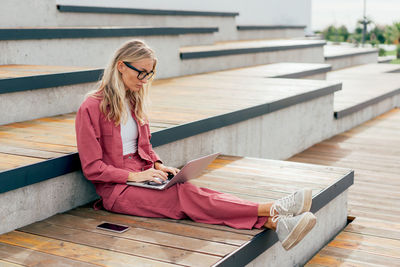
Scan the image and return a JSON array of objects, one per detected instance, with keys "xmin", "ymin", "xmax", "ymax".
[
  {"xmin": 0, "ymin": 242, "xmax": 97, "ymax": 267},
  {"xmin": 290, "ymin": 108, "xmax": 400, "ymax": 267},
  {"xmin": 0, "ymin": 155, "xmax": 350, "ymax": 266}
]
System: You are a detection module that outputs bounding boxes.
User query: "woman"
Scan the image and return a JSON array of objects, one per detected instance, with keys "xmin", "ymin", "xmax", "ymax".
[{"xmin": 75, "ymin": 40, "xmax": 316, "ymax": 251}]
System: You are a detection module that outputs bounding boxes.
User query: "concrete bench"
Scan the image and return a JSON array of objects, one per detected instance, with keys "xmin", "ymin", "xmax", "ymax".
[
  {"xmin": 377, "ymin": 55, "xmax": 396, "ymax": 63},
  {"xmin": 324, "ymin": 44, "xmax": 378, "ymax": 71},
  {"xmin": 327, "ymin": 64, "xmax": 400, "ymax": 135},
  {"xmin": 0, "ymin": 155, "xmax": 353, "ymax": 266},
  {"xmin": 180, "ymin": 39, "xmax": 326, "ymax": 76}
]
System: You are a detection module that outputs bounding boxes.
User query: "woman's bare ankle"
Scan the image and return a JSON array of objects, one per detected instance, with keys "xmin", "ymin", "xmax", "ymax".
[
  {"xmin": 258, "ymin": 203, "xmax": 274, "ymax": 217},
  {"xmin": 264, "ymin": 216, "xmax": 277, "ymax": 231}
]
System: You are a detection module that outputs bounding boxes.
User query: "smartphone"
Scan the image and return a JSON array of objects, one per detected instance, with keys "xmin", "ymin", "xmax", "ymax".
[{"xmin": 96, "ymin": 222, "xmax": 130, "ymax": 233}]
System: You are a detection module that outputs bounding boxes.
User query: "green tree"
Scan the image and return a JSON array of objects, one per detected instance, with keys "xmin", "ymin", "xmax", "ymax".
[
  {"xmin": 338, "ymin": 25, "xmax": 349, "ymax": 41},
  {"xmin": 322, "ymin": 25, "xmax": 349, "ymax": 42},
  {"xmin": 370, "ymin": 26, "xmax": 386, "ymax": 43},
  {"xmin": 384, "ymin": 25, "xmax": 399, "ymax": 44}
]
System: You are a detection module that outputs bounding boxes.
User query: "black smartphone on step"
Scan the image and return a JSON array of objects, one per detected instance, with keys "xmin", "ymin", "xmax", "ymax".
[{"xmin": 96, "ymin": 222, "xmax": 129, "ymax": 233}]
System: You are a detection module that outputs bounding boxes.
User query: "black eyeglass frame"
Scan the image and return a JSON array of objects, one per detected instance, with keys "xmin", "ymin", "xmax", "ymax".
[{"xmin": 123, "ymin": 61, "xmax": 154, "ymax": 80}]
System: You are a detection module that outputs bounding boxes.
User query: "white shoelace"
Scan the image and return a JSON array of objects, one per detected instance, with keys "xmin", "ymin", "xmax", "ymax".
[
  {"xmin": 271, "ymin": 213, "xmax": 293, "ymax": 232},
  {"xmin": 270, "ymin": 193, "xmax": 296, "ymax": 217}
]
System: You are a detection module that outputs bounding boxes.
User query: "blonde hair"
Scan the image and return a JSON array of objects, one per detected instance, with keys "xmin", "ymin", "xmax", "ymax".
[{"xmin": 88, "ymin": 40, "xmax": 157, "ymax": 125}]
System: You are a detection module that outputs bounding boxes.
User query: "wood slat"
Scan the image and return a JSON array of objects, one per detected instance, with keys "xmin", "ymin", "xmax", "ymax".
[
  {"xmin": 0, "ymin": 242, "xmax": 98, "ymax": 267},
  {"xmin": 0, "ymin": 153, "xmax": 42, "ymax": 171},
  {"xmin": 0, "ymin": 260, "xmax": 24, "ymax": 267},
  {"xmin": 0, "ymin": 231, "xmax": 178, "ymax": 267}
]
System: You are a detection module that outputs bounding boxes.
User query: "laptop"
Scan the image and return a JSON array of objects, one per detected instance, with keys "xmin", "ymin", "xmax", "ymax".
[{"xmin": 126, "ymin": 152, "xmax": 220, "ymax": 190}]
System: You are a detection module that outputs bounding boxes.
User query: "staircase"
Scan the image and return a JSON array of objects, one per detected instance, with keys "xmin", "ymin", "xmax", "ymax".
[{"xmin": 1, "ymin": 1, "xmax": 399, "ymax": 266}]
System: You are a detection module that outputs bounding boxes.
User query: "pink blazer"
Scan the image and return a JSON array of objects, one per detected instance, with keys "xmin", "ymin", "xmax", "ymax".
[{"xmin": 75, "ymin": 96, "xmax": 161, "ymax": 210}]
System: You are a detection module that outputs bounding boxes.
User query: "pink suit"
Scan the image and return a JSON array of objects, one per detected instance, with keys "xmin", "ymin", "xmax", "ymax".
[{"xmin": 75, "ymin": 96, "xmax": 267, "ymax": 229}]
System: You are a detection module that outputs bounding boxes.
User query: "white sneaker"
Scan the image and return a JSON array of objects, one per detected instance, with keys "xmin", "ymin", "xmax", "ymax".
[
  {"xmin": 275, "ymin": 212, "xmax": 316, "ymax": 251},
  {"xmin": 270, "ymin": 189, "xmax": 312, "ymax": 217}
]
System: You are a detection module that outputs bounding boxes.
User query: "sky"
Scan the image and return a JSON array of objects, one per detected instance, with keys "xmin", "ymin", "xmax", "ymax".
[{"xmin": 312, "ymin": 0, "xmax": 400, "ymax": 32}]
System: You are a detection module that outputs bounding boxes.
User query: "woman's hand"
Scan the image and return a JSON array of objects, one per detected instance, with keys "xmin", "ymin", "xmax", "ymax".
[
  {"xmin": 154, "ymin": 162, "xmax": 180, "ymax": 176},
  {"xmin": 128, "ymin": 168, "xmax": 168, "ymax": 184}
]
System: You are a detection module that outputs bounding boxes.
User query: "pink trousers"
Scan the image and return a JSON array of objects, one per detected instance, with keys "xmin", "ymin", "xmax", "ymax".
[
  {"xmin": 111, "ymin": 182, "xmax": 268, "ymax": 229},
  {"xmin": 107, "ymin": 153, "xmax": 268, "ymax": 230}
]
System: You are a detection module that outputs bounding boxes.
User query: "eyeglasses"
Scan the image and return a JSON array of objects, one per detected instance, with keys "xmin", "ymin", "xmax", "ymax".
[{"xmin": 123, "ymin": 61, "xmax": 154, "ymax": 80}]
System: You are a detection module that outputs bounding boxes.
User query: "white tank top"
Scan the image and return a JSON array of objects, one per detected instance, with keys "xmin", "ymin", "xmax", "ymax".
[{"xmin": 120, "ymin": 100, "xmax": 138, "ymax": 155}]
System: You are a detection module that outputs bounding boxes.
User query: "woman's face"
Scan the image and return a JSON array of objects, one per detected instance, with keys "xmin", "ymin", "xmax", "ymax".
[{"xmin": 117, "ymin": 58, "xmax": 155, "ymax": 92}]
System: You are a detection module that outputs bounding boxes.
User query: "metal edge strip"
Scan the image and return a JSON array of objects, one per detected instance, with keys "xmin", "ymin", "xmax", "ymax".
[
  {"xmin": 237, "ymin": 25, "xmax": 306, "ymax": 30},
  {"xmin": 0, "ymin": 69, "xmax": 103, "ymax": 94},
  {"xmin": 214, "ymin": 170, "xmax": 354, "ymax": 267},
  {"xmin": 273, "ymin": 66, "xmax": 332, "ymax": 79},
  {"xmin": 0, "ymin": 27, "xmax": 218, "ymax": 40},
  {"xmin": 57, "ymin": 5, "xmax": 239, "ymax": 17},
  {"xmin": 180, "ymin": 42, "xmax": 326, "ymax": 60}
]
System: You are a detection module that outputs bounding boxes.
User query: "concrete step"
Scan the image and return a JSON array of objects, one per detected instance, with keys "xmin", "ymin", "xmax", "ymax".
[
  {"xmin": 179, "ymin": 39, "xmax": 326, "ymax": 76},
  {"xmin": 0, "ymin": 75, "xmax": 342, "ymax": 196},
  {"xmin": 236, "ymin": 25, "xmax": 305, "ymax": 41},
  {"xmin": 329, "ymin": 64, "xmax": 400, "ymax": 134},
  {"xmin": 0, "ymin": 62, "xmax": 332, "ymax": 125},
  {"xmin": 56, "ymin": 5, "xmax": 239, "ymax": 42},
  {"xmin": 0, "ymin": 1, "xmax": 238, "ymax": 42},
  {"xmin": 324, "ymin": 44, "xmax": 378, "ymax": 70},
  {"xmin": 378, "ymin": 55, "xmax": 396, "ymax": 63},
  {"xmin": 0, "ymin": 26, "xmax": 217, "ymax": 79},
  {"xmin": 0, "ymin": 64, "xmax": 102, "ymax": 125}
]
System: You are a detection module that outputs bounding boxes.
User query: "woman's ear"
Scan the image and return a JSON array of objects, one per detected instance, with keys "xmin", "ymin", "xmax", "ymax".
[{"xmin": 116, "ymin": 61, "xmax": 125, "ymax": 73}]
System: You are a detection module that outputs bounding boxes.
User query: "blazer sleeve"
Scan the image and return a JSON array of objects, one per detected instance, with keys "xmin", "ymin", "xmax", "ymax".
[
  {"xmin": 146, "ymin": 123, "xmax": 162, "ymax": 163},
  {"xmin": 75, "ymin": 104, "xmax": 130, "ymax": 184}
]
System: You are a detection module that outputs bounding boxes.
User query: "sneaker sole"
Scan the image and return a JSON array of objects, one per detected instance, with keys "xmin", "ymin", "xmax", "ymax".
[
  {"xmin": 281, "ymin": 212, "xmax": 316, "ymax": 251},
  {"xmin": 298, "ymin": 188, "xmax": 312, "ymax": 215}
]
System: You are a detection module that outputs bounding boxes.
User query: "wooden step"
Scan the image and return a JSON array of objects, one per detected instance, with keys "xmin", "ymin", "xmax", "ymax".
[
  {"xmin": 180, "ymin": 39, "xmax": 326, "ymax": 59},
  {"xmin": 179, "ymin": 39, "xmax": 326, "ymax": 76},
  {"xmin": 0, "ymin": 64, "xmax": 101, "ymax": 125},
  {"xmin": 0, "ymin": 64, "xmax": 101, "ymax": 94},
  {"xmin": 0, "ymin": 155, "xmax": 353, "ymax": 266},
  {"xmin": 0, "ymin": 75, "xmax": 341, "ymax": 177},
  {"xmin": 329, "ymin": 64, "xmax": 400, "ymax": 119}
]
